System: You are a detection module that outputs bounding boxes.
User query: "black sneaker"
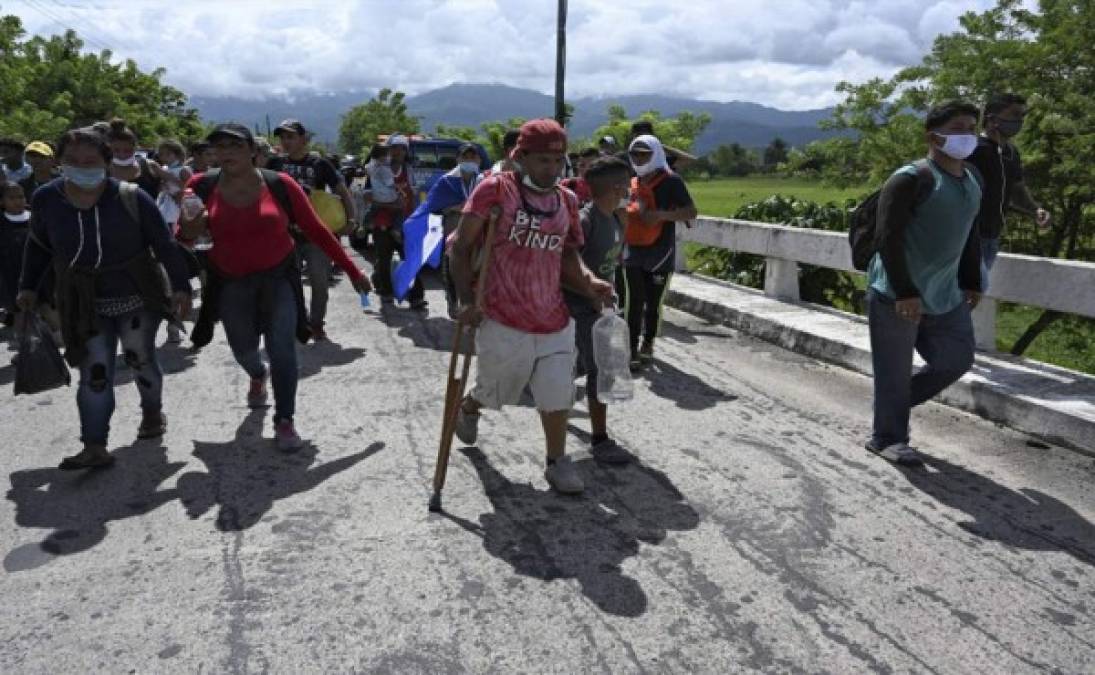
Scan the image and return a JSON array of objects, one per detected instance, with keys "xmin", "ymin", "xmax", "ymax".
[
  {"xmin": 410, "ymin": 299, "xmax": 429, "ymax": 312},
  {"xmin": 138, "ymin": 411, "xmax": 167, "ymax": 439},
  {"xmin": 639, "ymin": 339, "xmax": 655, "ymax": 364}
]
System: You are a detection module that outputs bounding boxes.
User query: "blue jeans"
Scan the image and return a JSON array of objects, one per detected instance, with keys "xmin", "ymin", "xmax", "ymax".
[
  {"xmin": 868, "ymin": 290, "xmax": 975, "ymax": 448},
  {"xmin": 299, "ymin": 242, "xmax": 332, "ymax": 328},
  {"xmin": 77, "ymin": 310, "xmax": 163, "ymax": 445},
  {"xmin": 980, "ymin": 237, "xmax": 1000, "ymax": 293},
  {"xmin": 219, "ymin": 275, "xmax": 298, "ymax": 423}
]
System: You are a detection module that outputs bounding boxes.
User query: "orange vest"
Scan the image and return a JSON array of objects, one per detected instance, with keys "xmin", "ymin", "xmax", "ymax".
[{"xmin": 625, "ymin": 171, "xmax": 670, "ymax": 247}]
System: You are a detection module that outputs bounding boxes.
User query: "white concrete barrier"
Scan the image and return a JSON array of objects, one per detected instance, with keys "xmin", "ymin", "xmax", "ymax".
[{"xmin": 678, "ymin": 216, "xmax": 1095, "ymax": 350}]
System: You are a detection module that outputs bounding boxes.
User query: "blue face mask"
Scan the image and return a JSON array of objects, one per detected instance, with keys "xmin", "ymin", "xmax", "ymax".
[
  {"xmin": 62, "ymin": 165, "xmax": 106, "ymax": 189},
  {"xmin": 459, "ymin": 161, "xmax": 479, "ymax": 175}
]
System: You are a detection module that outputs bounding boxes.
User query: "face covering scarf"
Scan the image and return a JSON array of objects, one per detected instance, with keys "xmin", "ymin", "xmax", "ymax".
[{"xmin": 629, "ymin": 134, "xmax": 669, "ymax": 177}]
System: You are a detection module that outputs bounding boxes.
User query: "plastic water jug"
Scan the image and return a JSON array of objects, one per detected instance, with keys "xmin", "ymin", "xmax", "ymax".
[
  {"xmin": 181, "ymin": 189, "xmax": 204, "ymax": 220},
  {"xmin": 592, "ymin": 308, "xmax": 634, "ymax": 403}
]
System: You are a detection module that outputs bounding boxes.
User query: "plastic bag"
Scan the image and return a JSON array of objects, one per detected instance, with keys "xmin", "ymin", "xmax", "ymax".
[
  {"xmin": 592, "ymin": 308, "xmax": 634, "ymax": 403},
  {"xmin": 14, "ymin": 313, "xmax": 71, "ymax": 395},
  {"xmin": 156, "ymin": 191, "xmax": 182, "ymax": 226}
]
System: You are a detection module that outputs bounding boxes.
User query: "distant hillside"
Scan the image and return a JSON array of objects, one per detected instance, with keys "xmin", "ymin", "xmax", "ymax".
[{"xmin": 191, "ymin": 83, "xmax": 843, "ymax": 155}]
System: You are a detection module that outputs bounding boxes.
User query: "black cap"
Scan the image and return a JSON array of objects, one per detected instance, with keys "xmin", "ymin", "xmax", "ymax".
[
  {"xmin": 206, "ymin": 123, "xmax": 254, "ymax": 145},
  {"xmin": 457, "ymin": 142, "xmax": 477, "ymax": 155},
  {"xmin": 274, "ymin": 119, "xmax": 307, "ymax": 136}
]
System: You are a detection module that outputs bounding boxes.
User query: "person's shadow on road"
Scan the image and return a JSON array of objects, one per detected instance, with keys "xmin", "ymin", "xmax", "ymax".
[
  {"xmin": 642, "ymin": 358, "xmax": 738, "ymax": 411},
  {"xmin": 899, "ymin": 455, "xmax": 1095, "ymax": 567},
  {"xmin": 177, "ymin": 410, "xmax": 384, "ymax": 531},
  {"xmin": 377, "ymin": 309, "xmax": 468, "ymax": 354},
  {"xmin": 442, "ymin": 446, "xmax": 700, "ymax": 617},
  {"xmin": 4, "ymin": 443, "xmax": 184, "ymax": 573},
  {"xmin": 297, "ymin": 339, "xmax": 367, "ymax": 380}
]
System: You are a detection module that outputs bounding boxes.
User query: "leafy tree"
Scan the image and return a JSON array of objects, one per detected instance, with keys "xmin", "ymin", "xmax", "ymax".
[
  {"xmin": 824, "ymin": 0, "xmax": 1095, "ymax": 353},
  {"xmin": 762, "ymin": 137, "xmax": 789, "ymax": 170},
  {"xmin": 0, "ymin": 15, "xmax": 204, "ymax": 144},
  {"xmin": 708, "ymin": 143, "xmax": 758, "ymax": 177},
  {"xmin": 433, "ymin": 124, "xmax": 481, "ymax": 142},
  {"xmin": 592, "ymin": 105, "xmax": 711, "ymax": 152},
  {"xmin": 338, "ymin": 88, "xmax": 421, "ymax": 155},
  {"xmin": 478, "ymin": 117, "xmax": 527, "ymax": 160}
]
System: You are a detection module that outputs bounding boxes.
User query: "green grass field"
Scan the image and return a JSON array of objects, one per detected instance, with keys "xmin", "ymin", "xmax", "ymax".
[
  {"xmin": 685, "ymin": 176, "xmax": 1095, "ymax": 375},
  {"xmin": 688, "ymin": 176, "xmax": 866, "ymax": 217}
]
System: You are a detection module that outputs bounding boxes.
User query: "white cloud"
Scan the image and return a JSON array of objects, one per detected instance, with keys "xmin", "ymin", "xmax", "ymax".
[{"xmin": 7, "ymin": 0, "xmax": 999, "ymax": 108}]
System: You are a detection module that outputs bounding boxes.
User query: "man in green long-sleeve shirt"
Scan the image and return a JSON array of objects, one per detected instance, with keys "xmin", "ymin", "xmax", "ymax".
[{"xmin": 866, "ymin": 101, "xmax": 984, "ymax": 466}]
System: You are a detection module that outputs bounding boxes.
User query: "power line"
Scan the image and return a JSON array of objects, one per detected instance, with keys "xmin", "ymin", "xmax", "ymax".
[
  {"xmin": 20, "ymin": 0, "xmax": 113, "ymax": 52},
  {"xmin": 43, "ymin": 0, "xmax": 117, "ymax": 52},
  {"xmin": 47, "ymin": 0, "xmax": 120, "ymax": 49}
]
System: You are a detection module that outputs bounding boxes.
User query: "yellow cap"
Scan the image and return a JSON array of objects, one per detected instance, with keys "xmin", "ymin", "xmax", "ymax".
[{"xmin": 25, "ymin": 141, "xmax": 53, "ymax": 157}]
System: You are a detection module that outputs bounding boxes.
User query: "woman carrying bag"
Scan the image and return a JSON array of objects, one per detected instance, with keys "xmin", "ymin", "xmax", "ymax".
[{"xmin": 17, "ymin": 127, "xmax": 192, "ymax": 470}]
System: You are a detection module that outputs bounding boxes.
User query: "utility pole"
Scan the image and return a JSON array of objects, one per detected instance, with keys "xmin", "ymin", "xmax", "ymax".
[{"xmin": 554, "ymin": 0, "xmax": 567, "ymax": 126}]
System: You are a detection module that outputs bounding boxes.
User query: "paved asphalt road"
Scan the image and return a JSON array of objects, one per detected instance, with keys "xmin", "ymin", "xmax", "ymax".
[{"xmin": 1, "ymin": 267, "xmax": 1092, "ymax": 674}]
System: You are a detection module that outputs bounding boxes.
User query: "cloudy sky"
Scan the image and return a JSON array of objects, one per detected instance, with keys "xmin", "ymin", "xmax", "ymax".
[{"xmin": 6, "ymin": 0, "xmax": 998, "ymax": 109}]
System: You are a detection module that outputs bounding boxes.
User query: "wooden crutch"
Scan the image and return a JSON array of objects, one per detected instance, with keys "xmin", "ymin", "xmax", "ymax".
[{"xmin": 429, "ymin": 206, "xmax": 500, "ymax": 513}]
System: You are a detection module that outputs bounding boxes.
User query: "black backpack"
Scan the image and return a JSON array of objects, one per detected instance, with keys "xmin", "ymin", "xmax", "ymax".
[
  {"xmin": 192, "ymin": 168, "xmax": 296, "ymax": 224},
  {"xmin": 848, "ymin": 159, "xmax": 935, "ymax": 271}
]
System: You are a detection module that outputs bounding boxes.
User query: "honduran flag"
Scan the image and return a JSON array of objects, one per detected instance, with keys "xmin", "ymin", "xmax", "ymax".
[{"xmin": 392, "ymin": 171, "xmax": 479, "ymax": 301}]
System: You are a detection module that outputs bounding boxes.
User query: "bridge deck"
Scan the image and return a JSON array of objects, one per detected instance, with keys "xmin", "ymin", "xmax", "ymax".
[{"xmin": 1, "ymin": 269, "xmax": 1092, "ymax": 673}]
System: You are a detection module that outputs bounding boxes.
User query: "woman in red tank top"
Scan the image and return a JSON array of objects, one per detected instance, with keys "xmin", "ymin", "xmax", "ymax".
[{"xmin": 180, "ymin": 124, "xmax": 371, "ymax": 451}]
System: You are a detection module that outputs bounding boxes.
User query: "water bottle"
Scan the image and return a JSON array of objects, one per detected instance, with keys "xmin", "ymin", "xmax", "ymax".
[
  {"xmin": 181, "ymin": 189, "xmax": 204, "ymax": 220},
  {"xmin": 592, "ymin": 307, "xmax": 634, "ymax": 403},
  {"xmin": 359, "ymin": 292, "xmax": 371, "ymax": 309}
]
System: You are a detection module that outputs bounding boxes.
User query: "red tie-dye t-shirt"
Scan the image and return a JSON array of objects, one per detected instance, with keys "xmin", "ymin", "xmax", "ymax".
[{"xmin": 462, "ymin": 174, "xmax": 584, "ymax": 334}]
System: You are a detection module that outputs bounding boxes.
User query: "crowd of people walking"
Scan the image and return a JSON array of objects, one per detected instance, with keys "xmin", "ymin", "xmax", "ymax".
[{"xmin": 0, "ymin": 91, "xmax": 1048, "ymax": 490}]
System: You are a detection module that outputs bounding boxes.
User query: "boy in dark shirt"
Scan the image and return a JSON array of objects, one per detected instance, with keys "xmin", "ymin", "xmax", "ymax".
[
  {"xmin": 0, "ymin": 183, "xmax": 30, "ymax": 326},
  {"xmin": 273, "ymin": 118, "xmax": 357, "ymax": 340},
  {"xmin": 967, "ymin": 93, "xmax": 1050, "ymax": 289},
  {"xmin": 564, "ymin": 157, "xmax": 632, "ymax": 464}
]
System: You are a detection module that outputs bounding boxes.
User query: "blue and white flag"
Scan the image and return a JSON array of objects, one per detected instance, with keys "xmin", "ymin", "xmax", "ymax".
[{"xmin": 392, "ymin": 171, "xmax": 478, "ymax": 301}]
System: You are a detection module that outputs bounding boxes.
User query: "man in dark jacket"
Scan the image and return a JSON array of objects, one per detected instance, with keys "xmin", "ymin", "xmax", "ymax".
[{"xmin": 967, "ymin": 93, "xmax": 1051, "ymax": 290}]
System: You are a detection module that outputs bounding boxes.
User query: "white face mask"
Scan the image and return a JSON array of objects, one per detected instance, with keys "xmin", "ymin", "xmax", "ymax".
[
  {"xmin": 617, "ymin": 197, "xmax": 630, "ymax": 210},
  {"xmin": 934, "ymin": 133, "xmax": 978, "ymax": 160},
  {"xmin": 522, "ymin": 173, "xmax": 558, "ymax": 193},
  {"xmin": 112, "ymin": 156, "xmax": 138, "ymax": 167},
  {"xmin": 6, "ymin": 210, "xmax": 30, "ymax": 223}
]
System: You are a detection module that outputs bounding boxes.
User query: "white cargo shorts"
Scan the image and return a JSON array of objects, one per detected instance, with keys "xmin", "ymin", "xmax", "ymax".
[{"xmin": 471, "ymin": 318, "xmax": 576, "ymax": 413}]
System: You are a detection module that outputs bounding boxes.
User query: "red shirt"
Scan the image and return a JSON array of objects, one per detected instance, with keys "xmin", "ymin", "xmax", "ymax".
[
  {"xmin": 372, "ymin": 166, "xmax": 415, "ymax": 231},
  {"xmin": 463, "ymin": 174, "xmax": 583, "ymax": 334},
  {"xmin": 189, "ymin": 172, "xmax": 363, "ymax": 283}
]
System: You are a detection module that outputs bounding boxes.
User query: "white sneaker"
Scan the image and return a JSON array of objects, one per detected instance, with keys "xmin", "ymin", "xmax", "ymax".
[
  {"xmin": 869, "ymin": 441, "xmax": 923, "ymax": 467},
  {"xmin": 545, "ymin": 455, "xmax": 585, "ymax": 495}
]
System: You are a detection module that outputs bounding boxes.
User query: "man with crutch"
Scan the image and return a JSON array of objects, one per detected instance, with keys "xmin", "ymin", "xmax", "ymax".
[{"xmin": 432, "ymin": 119, "xmax": 614, "ymax": 507}]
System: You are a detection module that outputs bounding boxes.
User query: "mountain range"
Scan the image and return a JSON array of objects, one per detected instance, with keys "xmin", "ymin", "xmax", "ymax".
[{"xmin": 190, "ymin": 83, "xmax": 842, "ymax": 155}]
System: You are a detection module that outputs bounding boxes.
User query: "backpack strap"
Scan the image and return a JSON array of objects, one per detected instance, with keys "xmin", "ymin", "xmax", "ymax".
[
  {"xmin": 118, "ymin": 181, "xmax": 141, "ymax": 227},
  {"xmin": 260, "ymin": 168, "xmax": 296, "ymax": 225},
  {"xmin": 192, "ymin": 169, "xmax": 220, "ymax": 203},
  {"xmin": 910, "ymin": 158, "xmax": 936, "ymax": 206},
  {"xmin": 190, "ymin": 168, "xmax": 295, "ymax": 225}
]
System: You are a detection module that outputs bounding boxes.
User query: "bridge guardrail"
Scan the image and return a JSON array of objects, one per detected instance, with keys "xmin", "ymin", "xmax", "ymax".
[{"xmin": 676, "ymin": 217, "xmax": 1095, "ymax": 351}]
